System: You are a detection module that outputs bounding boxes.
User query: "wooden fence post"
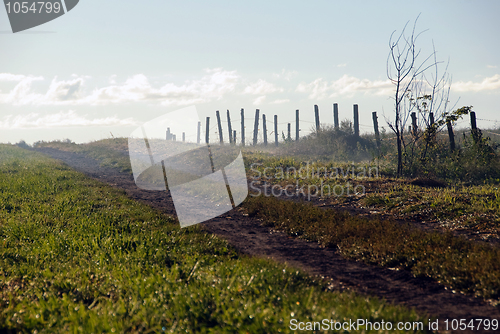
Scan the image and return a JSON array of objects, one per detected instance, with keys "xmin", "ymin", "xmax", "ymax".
[
  {"xmin": 372, "ymin": 111, "xmax": 380, "ymax": 148},
  {"xmin": 287, "ymin": 123, "xmax": 291, "ymax": 141},
  {"xmin": 333, "ymin": 103, "xmax": 339, "ymax": 129},
  {"xmin": 253, "ymin": 109, "xmax": 260, "ymax": 146},
  {"xmin": 295, "ymin": 109, "xmax": 299, "ymax": 141},
  {"xmin": 216, "ymin": 110, "xmax": 224, "ymax": 144},
  {"xmin": 428, "ymin": 112, "xmax": 436, "ymax": 140},
  {"xmin": 274, "ymin": 115, "xmax": 278, "ymax": 147},
  {"xmin": 182, "ymin": 132, "xmax": 185, "ymax": 142},
  {"xmin": 205, "ymin": 117, "xmax": 210, "ymax": 144},
  {"xmin": 314, "ymin": 105, "xmax": 320, "ymax": 132},
  {"xmin": 172, "ymin": 134, "xmax": 176, "ymax": 141},
  {"xmin": 166, "ymin": 127, "xmax": 171, "ymax": 140},
  {"xmin": 227, "ymin": 110, "xmax": 233, "ymax": 144},
  {"xmin": 470, "ymin": 111, "xmax": 479, "ymax": 142},
  {"xmin": 411, "ymin": 112, "xmax": 418, "ymax": 136},
  {"xmin": 197, "ymin": 122, "xmax": 201, "ymax": 144},
  {"xmin": 447, "ymin": 121, "xmax": 455, "ymax": 151},
  {"xmin": 241, "ymin": 108, "xmax": 245, "ymax": 146},
  {"xmin": 470, "ymin": 111, "xmax": 477, "ymax": 130},
  {"xmin": 353, "ymin": 104, "xmax": 359, "ymax": 137},
  {"xmin": 233, "ymin": 130, "xmax": 237, "ymax": 145},
  {"xmin": 262, "ymin": 114, "xmax": 268, "ymax": 146}
]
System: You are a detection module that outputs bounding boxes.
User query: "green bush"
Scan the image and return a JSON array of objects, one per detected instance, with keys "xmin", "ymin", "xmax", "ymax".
[{"xmin": 402, "ymin": 129, "xmax": 500, "ymax": 183}]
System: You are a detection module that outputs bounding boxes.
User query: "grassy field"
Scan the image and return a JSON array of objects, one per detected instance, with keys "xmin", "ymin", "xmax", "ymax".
[
  {"xmin": 33, "ymin": 138, "xmax": 132, "ymax": 173},
  {"xmin": 0, "ymin": 145, "xmax": 427, "ymax": 333},
  {"xmin": 243, "ymin": 195, "xmax": 500, "ymax": 304},
  {"xmin": 241, "ymin": 152, "xmax": 500, "ymax": 303},
  {"xmin": 30, "ymin": 140, "xmax": 500, "ymax": 240},
  {"xmin": 30, "ymin": 138, "xmax": 500, "ymax": 299},
  {"xmin": 34, "ymin": 139, "xmax": 500, "ymax": 241},
  {"xmin": 29, "ymin": 139, "xmax": 500, "ymax": 300},
  {"xmin": 244, "ymin": 152, "xmax": 500, "ymax": 242}
]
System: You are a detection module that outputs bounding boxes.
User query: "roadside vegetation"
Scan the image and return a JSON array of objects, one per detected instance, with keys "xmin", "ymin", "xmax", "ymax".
[
  {"xmin": 244, "ymin": 135, "xmax": 500, "ymax": 242},
  {"xmin": 23, "ymin": 123, "xmax": 500, "ymax": 305},
  {"xmin": 0, "ymin": 145, "xmax": 426, "ymax": 333},
  {"xmin": 33, "ymin": 138, "xmax": 132, "ymax": 173},
  {"xmin": 243, "ymin": 195, "xmax": 500, "ymax": 304}
]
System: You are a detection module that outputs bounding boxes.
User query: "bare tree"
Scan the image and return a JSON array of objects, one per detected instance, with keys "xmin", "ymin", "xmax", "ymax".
[
  {"xmin": 387, "ymin": 15, "xmax": 464, "ymax": 176},
  {"xmin": 387, "ymin": 17, "xmax": 431, "ymax": 176}
]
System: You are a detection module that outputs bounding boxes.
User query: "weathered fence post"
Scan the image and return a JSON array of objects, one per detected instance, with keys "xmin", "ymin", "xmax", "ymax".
[
  {"xmin": 333, "ymin": 103, "xmax": 339, "ymax": 129},
  {"xmin": 411, "ymin": 112, "xmax": 418, "ymax": 136},
  {"xmin": 205, "ymin": 117, "xmax": 210, "ymax": 144},
  {"xmin": 241, "ymin": 108, "xmax": 245, "ymax": 146},
  {"xmin": 372, "ymin": 111, "xmax": 380, "ymax": 149},
  {"xmin": 216, "ymin": 110, "xmax": 224, "ymax": 144},
  {"xmin": 197, "ymin": 122, "xmax": 201, "ymax": 144},
  {"xmin": 428, "ymin": 112, "xmax": 436, "ymax": 140},
  {"xmin": 287, "ymin": 123, "xmax": 291, "ymax": 141},
  {"xmin": 233, "ymin": 130, "xmax": 237, "ymax": 145},
  {"xmin": 447, "ymin": 121, "xmax": 455, "ymax": 151},
  {"xmin": 227, "ymin": 110, "xmax": 233, "ymax": 144},
  {"xmin": 182, "ymin": 132, "xmax": 185, "ymax": 142},
  {"xmin": 314, "ymin": 105, "xmax": 320, "ymax": 132},
  {"xmin": 166, "ymin": 127, "xmax": 171, "ymax": 140},
  {"xmin": 470, "ymin": 111, "xmax": 479, "ymax": 142},
  {"xmin": 274, "ymin": 115, "xmax": 278, "ymax": 147},
  {"xmin": 470, "ymin": 111, "xmax": 477, "ymax": 130},
  {"xmin": 172, "ymin": 134, "xmax": 176, "ymax": 141},
  {"xmin": 253, "ymin": 109, "xmax": 260, "ymax": 146},
  {"xmin": 295, "ymin": 109, "xmax": 300, "ymax": 141},
  {"xmin": 353, "ymin": 104, "xmax": 359, "ymax": 137},
  {"xmin": 262, "ymin": 114, "xmax": 268, "ymax": 146}
]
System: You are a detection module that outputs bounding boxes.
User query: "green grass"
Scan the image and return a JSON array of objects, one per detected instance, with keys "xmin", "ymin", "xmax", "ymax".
[
  {"xmin": 361, "ymin": 184, "xmax": 500, "ymax": 236},
  {"xmin": 0, "ymin": 145, "xmax": 427, "ymax": 333},
  {"xmin": 29, "ymin": 139, "xmax": 500, "ymax": 301},
  {"xmin": 34, "ymin": 138, "xmax": 132, "ymax": 173},
  {"xmin": 243, "ymin": 195, "xmax": 500, "ymax": 304},
  {"xmin": 244, "ymin": 152, "xmax": 500, "ymax": 240}
]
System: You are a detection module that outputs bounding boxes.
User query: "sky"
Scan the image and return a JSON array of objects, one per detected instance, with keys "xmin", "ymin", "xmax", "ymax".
[{"xmin": 1, "ymin": 0, "xmax": 499, "ymax": 144}]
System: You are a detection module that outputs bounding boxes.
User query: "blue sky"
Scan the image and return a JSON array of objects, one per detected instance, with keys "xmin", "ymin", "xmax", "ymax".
[{"xmin": 1, "ymin": 0, "xmax": 499, "ymax": 144}]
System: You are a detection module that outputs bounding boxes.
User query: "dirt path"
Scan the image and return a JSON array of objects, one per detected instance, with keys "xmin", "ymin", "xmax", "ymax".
[{"xmin": 34, "ymin": 147, "xmax": 500, "ymax": 332}]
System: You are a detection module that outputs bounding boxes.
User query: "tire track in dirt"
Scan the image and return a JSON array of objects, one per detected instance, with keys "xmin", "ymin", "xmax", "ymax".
[{"xmin": 34, "ymin": 147, "xmax": 500, "ymax": 332}]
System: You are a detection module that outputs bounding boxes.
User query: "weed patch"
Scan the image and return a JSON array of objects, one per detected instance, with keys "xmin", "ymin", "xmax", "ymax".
[{"xmin": 243, "ymin": 195, "xmax": 500, "ymax": 303}]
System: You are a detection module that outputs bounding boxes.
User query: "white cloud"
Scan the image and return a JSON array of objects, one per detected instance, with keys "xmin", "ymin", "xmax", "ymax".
[
  {"xmin": 337, "ymin": 63, "xmax": 347, "ymax": 68},
  {"xmin": 452, "ymin": 74, "xmax": 500, "ymax": 92},
  {"xmin": 0, "ymin": 111, "xmax": 138, "ymax": 129},
  {"xmin": 0, "ymin": 69, "xmax": 240, "ymax": 107},
  {"xmin": 487, "ymin": 65, "xmax": 497, "ymax": 69},
  {"xmin": 296, "ymin": 75, "xmax": 393, "ymax": 99},
  {"xmin": 243, "ymin": 79, "xmax": 284, "ymax": 95},
  {"xmin": 0, "ymin": 73, "xmax": 38, "ymax": 81},
  {"xmin": 45, "ymin": 77, "xmax": 84, "ymax": 102},
  {"xmin": 0, "ymin": 75, "xmax": 44, "ymax": 105},
  {"xmin": 84, "ymin": 68, "xmax": 239, "ymax": 106},
  {"xmin": 0, "ymin": 75, "xmax": 85, "ymax": 105},
  {"xmin": 253, "ymin": 96, "xmax": 266, "ymax": 105},
  {"xmin": 270, "ymin": 99, "xmax": 290, "ymax": 104}
]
